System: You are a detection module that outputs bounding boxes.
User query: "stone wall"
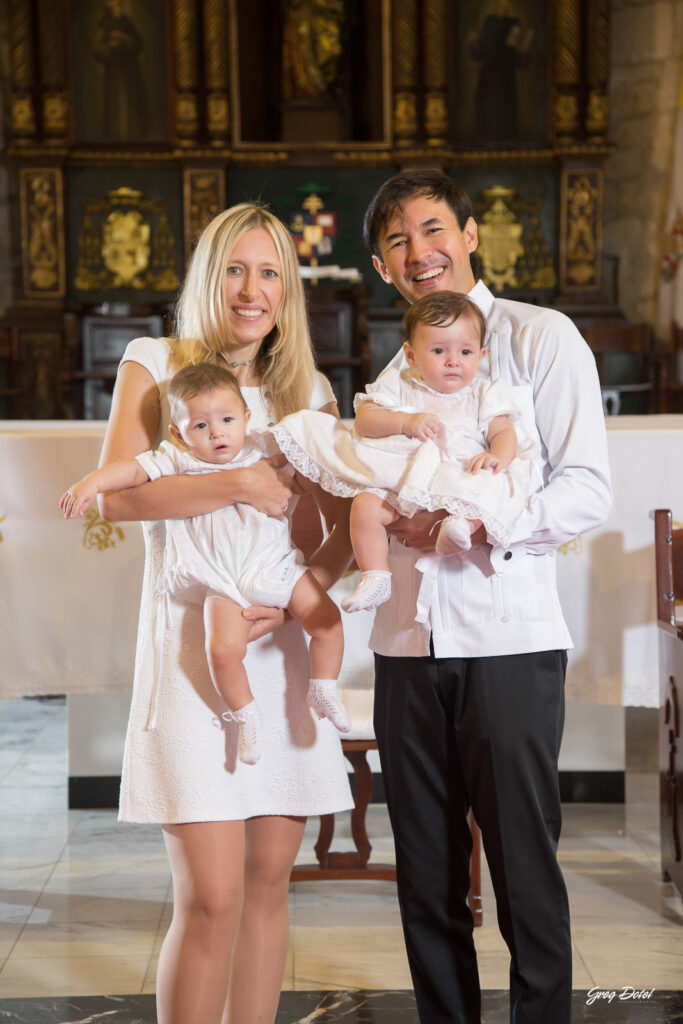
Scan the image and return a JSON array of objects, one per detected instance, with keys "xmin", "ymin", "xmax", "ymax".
[{"xmin": 604, "ymin": 0, "xmax": 683, "ymax": 333}]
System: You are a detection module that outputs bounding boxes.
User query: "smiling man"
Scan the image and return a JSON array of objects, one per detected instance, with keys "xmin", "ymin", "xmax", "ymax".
[{"xmin": 362, "ymin": 169, "xmax": 612, "ymax": 1024}]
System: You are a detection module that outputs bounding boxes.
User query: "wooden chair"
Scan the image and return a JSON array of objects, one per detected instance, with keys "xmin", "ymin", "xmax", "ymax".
[
  {"xmin": 289, "ymin": 493, "xmax": 484, "ymax": 925},
  {"xmin": 657, "ymin": 322, "xmax": 683, "ymax": 413},
  {"xmin": 654, "ymin": 509, "xmax": 683, "ymax": 895},
  {"xmin": 654, "ymin": 509, "xmax": 683, "ymax": 628},
  {"xmin": 581, "ymin": 321, "xmax": 657, "ymax": 415}
]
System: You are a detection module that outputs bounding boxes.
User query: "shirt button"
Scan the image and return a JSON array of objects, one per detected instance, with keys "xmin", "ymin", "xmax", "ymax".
[
  {"xmin": 503, "ymin": 551, "xmax": 512, "ymax": 560},
  {"xmin": 501, "ymin": 616, "xmax": 509, "ymax": 623}
]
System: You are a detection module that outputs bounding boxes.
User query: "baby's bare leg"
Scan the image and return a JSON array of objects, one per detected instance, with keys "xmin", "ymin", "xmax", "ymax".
[
  {"xmin": 341, "ymin": 493, "xmax": 399, "ymax": 614},
  {"xmin": 204, "ymin": 596, "xmax": 262, "ymax": 764},
  {"xmin": 288, "ymin": 572, "xmax": 350, "ymax": 733},
  {"xmin": 289, "ymin": 572, "xmax": 343, "ymax": 679},
  {"xmin": 204, "ymin": 596, "xmax": 253, "ymax": 710},
  {"xmin": 350, "ymin": 491, "xmax": 401, "ymax": 572}
]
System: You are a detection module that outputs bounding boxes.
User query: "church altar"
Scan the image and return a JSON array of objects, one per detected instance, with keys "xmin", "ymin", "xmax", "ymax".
[{"xmin": 1, "ymin": 416, "xmax": 682, "ymax": 710}]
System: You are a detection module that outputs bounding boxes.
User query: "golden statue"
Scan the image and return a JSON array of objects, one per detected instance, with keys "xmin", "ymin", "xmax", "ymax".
[{"xmin": 282, "ymin": 0, "xmax": 345, "ymax": 101}]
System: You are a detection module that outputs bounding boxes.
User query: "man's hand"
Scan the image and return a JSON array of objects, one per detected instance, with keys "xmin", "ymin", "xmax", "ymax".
[
  {"xmin": 242, "ymin": 454, "xmax": 298, "ymax": 517},
  {"xmin": 242, "ymin": 604, "xmax": 289, "ymax": 641},
  {"xmin": 468, "ymin": 452, "xmax": 503, "ymax": 474},
  {"xmin": 387, "ymin": 509, "xmax": 446, "ymax": 552},
  {"xmin": 388, "ymin": 510, "xmax": 488, "ymax": 551},
  {"xmin": 403, "ymin": 412, "xmax": 443, "ymax": 442}
]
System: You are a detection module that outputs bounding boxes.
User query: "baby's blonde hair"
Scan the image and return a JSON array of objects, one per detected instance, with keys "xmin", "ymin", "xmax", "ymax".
[{"xmin": 171, "ymin": 202, "xmax": 317, "ymax": 421}]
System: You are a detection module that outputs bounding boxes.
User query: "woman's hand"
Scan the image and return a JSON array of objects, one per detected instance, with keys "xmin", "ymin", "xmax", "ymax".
[
  {"xmin": 242, "ymin": 604, "xmax": 289, "ymax": 641},
  {"xmin": 242, "ymin": 454, "xmax": 298, "ymax": 517}
]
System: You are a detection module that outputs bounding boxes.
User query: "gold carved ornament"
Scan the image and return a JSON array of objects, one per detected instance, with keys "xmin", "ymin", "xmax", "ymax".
[
  {"xmin": 12, "ymin": 95, "xmax": 36, "ymax": 137},
  {"xmin": 0, "ymin": 514, "xmax": 5, "ymax": 543},
  {"xmin": 82, "ymin": 509, "xmax": 125, "ymax": 551},
  {"xmin": 565, "ymin": 174, "xmax": 599, "ymax": 287},
  {"xmin": 43, "ymin": 92, "xmax": 69, "ymax": 136},
  {"xmin": 183, "ymin": 169, "xmax": 225, "ymax": 261},
  {"xmin": 24, "ymin": 173, "xmax": 60, "ymax": 292},
  {"xmin": 75, "ymin": 187, "xmax": 179, "ymax": 292},
  {"xmin": 474, "ymin": 187, "xmax": 556, "ymax": 293}
]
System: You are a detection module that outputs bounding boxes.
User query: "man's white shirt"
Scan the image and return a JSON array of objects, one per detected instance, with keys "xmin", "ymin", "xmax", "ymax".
[{"xmin": 369, "ymin": 280, "xmax": 613, "ymax": 659}]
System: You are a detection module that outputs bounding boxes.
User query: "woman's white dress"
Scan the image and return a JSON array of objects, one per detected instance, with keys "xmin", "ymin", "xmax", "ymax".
[
  {"xmin": 117, "ymin": 337, "xmax": 353, "ymax": 824},
  {"xmin": 273, "ymin": 366, "xmax": 537, "ymax": 549}
]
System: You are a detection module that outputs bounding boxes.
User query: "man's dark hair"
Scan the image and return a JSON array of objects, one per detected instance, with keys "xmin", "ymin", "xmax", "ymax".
[
  {"xmin": 403, "ymin": 291, "xmax": 487, "ymax": 349},
  {"xmin": 363, "ymin": 168, "xmax": 475, "ymax": 258}
]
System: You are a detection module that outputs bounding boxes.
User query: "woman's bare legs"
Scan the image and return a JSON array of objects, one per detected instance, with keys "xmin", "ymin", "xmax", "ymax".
[
  {"xmin": 158, "ymin": 821, "xmax": 245, "ymax": 1024},
  {"xmin": 158, "ymin": 815, "xmax": 305, "ymax": 1024},
  {"xmin": 224, "ymin": 814, "xmax": 306, "ymax": 1024}
]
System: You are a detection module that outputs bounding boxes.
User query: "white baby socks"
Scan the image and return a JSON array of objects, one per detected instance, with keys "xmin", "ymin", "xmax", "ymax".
[
  {"xmin": 308, "ymin": 678, "xmax": 351, "ymax": 734},
  {"xmin": 222, "ymin": 699, "xmax": 263, "ymax": 765},
  {"xmin": 341, "ymin": 570, "xmax": 392, "ymax": 613}
]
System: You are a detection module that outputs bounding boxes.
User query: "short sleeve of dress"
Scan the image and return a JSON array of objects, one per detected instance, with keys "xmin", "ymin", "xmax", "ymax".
[
  {"xmin": 309, "ymin": 370, "xmax": 336, "ymax": 411},
  {"xmin": 135, "ymin": 440, "xmax": 182, "ymax": 480},
  {"xmin": 476, "ymin": 378, "xmax": 519, "ymax": 432},
  {"xmin": 120, "ymin": 337, "xmax": 172, "ymax": 384},
  {"xmin": 354, "ymin": 366, "xmax": 407, "ymax": 413}
]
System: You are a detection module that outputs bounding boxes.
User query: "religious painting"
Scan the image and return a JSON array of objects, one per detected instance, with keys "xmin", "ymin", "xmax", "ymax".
[
  {"xmin": 69, "ymin": 0, "xmax": 170, "ymax": 145},
  {"xmin": 449, "ymin": 0, "xmax": 549, "ymax": 148}
]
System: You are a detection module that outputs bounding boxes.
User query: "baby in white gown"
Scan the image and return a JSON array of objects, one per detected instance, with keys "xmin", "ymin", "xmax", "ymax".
[
  {"xmin": 61, "ymin": 363, "xmax": 350, "ymax": 763},
  {"xmin": 273, "ymin": 292, "xmax": 536, "ymax": 617}
]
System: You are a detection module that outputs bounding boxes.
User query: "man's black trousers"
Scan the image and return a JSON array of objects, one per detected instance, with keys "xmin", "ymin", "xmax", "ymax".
[{"xmin": 374, "ymin": 649, "xmax": 572, "ymax": 1024}]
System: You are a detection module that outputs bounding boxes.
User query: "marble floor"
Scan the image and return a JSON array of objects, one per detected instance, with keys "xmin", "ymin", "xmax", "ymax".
[{"xmin": 0, "ymin": 696, "xmax": 682, "ymax": 1023}]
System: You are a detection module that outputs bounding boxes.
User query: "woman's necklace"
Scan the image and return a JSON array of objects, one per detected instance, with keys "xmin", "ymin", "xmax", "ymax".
[{"xmin": 221, "ymin": 353, "xmax": 253, "ymax": 369}]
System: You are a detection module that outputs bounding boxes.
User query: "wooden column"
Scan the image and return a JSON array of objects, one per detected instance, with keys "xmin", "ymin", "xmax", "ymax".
[
  {"xmin": 553, "ymin": 0, "xmax": 581, "ymax": 142},
  {"xmin": 203, "ymin": 0, "xmax": 231, "ymax": 146},
  {"xmin": 37, "ymin": 0, "xmax": 69, "ymax": 143},
  {"xmin": 392, "ymin": 0, "xmax": 419, "ymax": 147},
  {"xmin": 173, "ymin": 0, "xmax": 201, "ymax": 146},
  {"xmin": 586, "ymin": 0, "xmax": 610, "ymax": 141},
  {"xmin": 8, "ymin": 0, "xmax": 37, "ymax": 143},
  {"xmin": 422, "ymin": 0, "xmax": 449, "ymax": 146}
]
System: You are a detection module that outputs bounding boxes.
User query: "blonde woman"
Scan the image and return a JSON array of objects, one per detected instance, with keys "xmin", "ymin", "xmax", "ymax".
[{"xmin": 98, "ymin": 203, "xmax": 353, "ymax": 1024}]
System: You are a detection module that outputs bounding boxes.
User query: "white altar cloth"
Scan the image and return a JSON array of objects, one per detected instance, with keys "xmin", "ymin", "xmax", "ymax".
[{"xmin": 0, "ymin": 416, "xmax": 680, "ymax": 707}]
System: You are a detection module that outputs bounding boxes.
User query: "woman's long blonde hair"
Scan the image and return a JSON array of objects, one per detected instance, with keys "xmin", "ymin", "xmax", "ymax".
[{"xmin": 172, "ymin": 202, "xmax": 317, "ymax": 421}]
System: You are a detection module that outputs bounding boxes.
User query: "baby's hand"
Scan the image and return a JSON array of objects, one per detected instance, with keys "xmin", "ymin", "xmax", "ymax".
[
  {"xmin": 59, "ymin": 481, "xmax": 97, "ymax": 518},
  {"xmin": 403, "ymin": 412, "xmax": 442, "ymax": 441},
  {"xmin": 468, "ymin": 452, "xmax": 504, "ymax": 474}
]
